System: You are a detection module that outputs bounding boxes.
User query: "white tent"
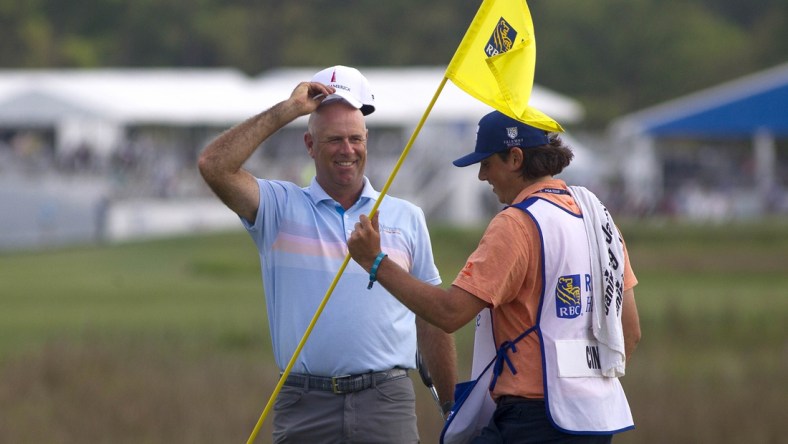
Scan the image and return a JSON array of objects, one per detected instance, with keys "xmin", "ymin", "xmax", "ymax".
[
  {"xmin": 0, "ymin": 66, "xmax": 585, "ymax": 155},
  {"xmin": 0, "ymin": 66, "xmax": 584, "ymax": 139},
  {"xmin": 0, "ymin": 68, "xmax": 254, "ymax": 124}
]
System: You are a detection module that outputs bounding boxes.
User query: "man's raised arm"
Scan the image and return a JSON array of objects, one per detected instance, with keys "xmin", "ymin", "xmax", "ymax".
[{"xmin": 198, "ymin": 81, "xmax": 334, "ymax": 222}]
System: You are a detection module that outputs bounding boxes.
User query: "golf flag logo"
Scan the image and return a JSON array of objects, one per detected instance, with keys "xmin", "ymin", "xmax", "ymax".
[
  {"xmin": 486, "ymin": 18, "xmax": 517, "ymax": 57},
  {"xmin": 445, "ymin": 0, "xmax": 563, "ymax": 133},
  {"xmin": 556, "ymin": 275, "xmax": 582, "ymax": 319}
]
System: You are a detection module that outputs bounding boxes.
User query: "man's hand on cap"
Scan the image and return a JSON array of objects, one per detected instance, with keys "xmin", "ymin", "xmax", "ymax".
[{"xmin": 289, "ymin": 82, "xmax": 335, "ymax": 114}]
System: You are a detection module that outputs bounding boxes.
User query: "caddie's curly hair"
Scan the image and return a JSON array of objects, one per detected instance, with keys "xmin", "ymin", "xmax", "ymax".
[{"xmin": 496, "ymin": 134, "xmax": 574, "ymax": 180}]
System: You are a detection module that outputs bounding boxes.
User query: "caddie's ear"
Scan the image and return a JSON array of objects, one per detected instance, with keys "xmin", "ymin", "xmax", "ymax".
[{"xmin": 509, "ymin": 147, "xmax": 524, "ymax": 169}]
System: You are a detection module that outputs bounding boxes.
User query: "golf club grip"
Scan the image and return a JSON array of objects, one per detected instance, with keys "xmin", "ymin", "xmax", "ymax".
[{"xmin": 416, "ymin": 351, "xmax": 434, "ymax": 386}]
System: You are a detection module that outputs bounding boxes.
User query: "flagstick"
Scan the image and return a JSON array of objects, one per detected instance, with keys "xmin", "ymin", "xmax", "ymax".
[{"xmin": 245, "ymin": 76, "xmax": 449, "ymax": 444}]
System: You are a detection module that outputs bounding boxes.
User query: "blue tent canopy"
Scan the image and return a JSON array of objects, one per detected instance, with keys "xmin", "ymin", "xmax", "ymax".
[{"xmin": 611, "ymin": 62, "xmax": 788, "ymax": 139}]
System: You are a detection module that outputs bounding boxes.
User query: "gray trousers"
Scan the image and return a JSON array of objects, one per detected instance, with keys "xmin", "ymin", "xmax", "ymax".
[{"xmin": 272, "ymin": 375, "xmax": 419, "ymax": 443}]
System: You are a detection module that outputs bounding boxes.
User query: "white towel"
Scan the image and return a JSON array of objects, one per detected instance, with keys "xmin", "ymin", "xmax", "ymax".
[{"xmin": 569, "ymin": 186, "xmax": 626, "ymax": 377}]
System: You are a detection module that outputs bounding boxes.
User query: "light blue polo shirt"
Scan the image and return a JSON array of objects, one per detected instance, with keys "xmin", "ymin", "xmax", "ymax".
[{"xmin": 243, "ymin": 176, "xmax": 442, "ymax": 376}]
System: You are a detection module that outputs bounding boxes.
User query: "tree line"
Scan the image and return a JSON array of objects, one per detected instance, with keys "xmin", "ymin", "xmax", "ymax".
[{"xmin": 1, "ymin": 0, "xmax": 785, "ymax": 128}]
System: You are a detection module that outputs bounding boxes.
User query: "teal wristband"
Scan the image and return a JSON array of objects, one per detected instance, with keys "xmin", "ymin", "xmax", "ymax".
[{"xmin": 367, "ymin": 252, "xmax": 388, "ymax": 290}]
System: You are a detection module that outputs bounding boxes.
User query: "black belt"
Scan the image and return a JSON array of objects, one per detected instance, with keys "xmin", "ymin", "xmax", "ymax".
[{"xmin": 282, "ymin": 368, "xmax": 408, "ymax": 394}]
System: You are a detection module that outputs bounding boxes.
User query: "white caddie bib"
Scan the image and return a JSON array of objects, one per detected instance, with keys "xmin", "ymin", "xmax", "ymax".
[{"xmin": 524, "ymin": 197, "xmax": 633, "ymax": 434}]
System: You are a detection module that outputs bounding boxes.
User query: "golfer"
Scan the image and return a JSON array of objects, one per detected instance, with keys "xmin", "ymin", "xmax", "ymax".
[{"xmin": 198, "ymin": 65, "xmax": 457, "ymax": 443}]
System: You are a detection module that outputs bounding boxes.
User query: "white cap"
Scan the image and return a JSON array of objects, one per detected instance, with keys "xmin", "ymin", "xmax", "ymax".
[{"xmin": 311, "ymin": 65, "xmax": 375, "ymax": 115}]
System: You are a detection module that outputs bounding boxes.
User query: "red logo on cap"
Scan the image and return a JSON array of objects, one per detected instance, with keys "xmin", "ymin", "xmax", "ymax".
[{"xmin": 330, "ymin": 70, "xmax": 336, "ymax": 83}]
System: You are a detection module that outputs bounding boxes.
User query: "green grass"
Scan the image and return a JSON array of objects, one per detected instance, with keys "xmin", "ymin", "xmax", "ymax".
[
  {"xmin": 1, "ymin": 221, "xmax": 787, "ymax": 443},
  {"xmin": 0, "ymin": 233, "xmax": 265, "ymax": 357}
]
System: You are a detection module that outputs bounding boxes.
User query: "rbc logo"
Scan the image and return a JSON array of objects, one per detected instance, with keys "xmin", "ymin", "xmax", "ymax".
[
  {"xmin": 556, "ymin": 275, "xmax": 582, "ymax": 319},
  {"xmin": 485, "ymin": 17, "xmax": 517, "ymax": 57}
]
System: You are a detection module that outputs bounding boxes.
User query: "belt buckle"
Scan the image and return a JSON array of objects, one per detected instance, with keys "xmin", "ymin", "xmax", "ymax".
[{"xmin": 331, "ymin": 374, "xmax": 351, "ymax": 394}]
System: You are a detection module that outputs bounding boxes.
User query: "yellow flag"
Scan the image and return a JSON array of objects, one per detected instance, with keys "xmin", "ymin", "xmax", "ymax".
[{"xmin": 445, "ymin": 0, "xmax": 564, "ymax": 132}]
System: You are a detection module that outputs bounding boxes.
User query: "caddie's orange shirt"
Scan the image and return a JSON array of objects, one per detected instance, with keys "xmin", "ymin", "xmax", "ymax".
[{"xmin": 452, "ymin": 179, "xmax": 638, "ymax": 400}]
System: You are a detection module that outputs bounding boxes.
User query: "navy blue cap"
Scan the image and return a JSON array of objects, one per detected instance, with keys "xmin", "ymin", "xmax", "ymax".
[{"xmin": 453, "ymin": 111, "xmax": 550, "ymax": 167}]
